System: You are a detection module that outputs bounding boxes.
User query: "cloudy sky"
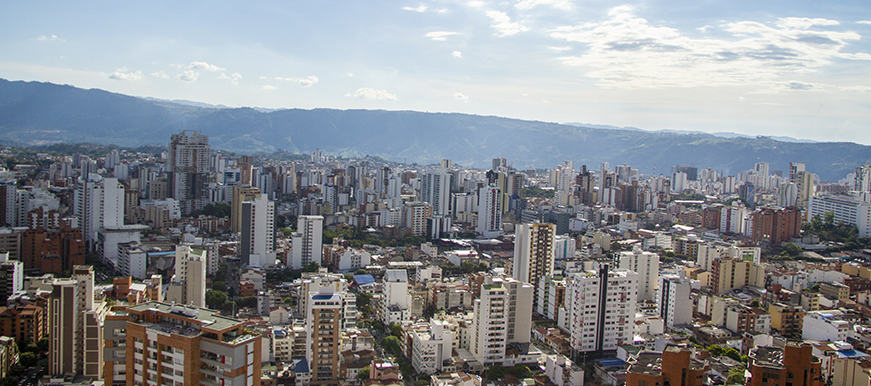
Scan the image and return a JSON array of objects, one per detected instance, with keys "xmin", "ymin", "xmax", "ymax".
[{"xmin": 1, "ymin": 0, "xmax": 870, "ymax": 143}]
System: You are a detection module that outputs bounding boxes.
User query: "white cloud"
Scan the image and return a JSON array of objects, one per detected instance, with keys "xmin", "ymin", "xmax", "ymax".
[
  {"xmin": 453, "ymin": 51, "xmax": 463, "ymax": 58},
  {"xmin": 548, "ymin": 46, "xmax": 571, "ymax": 51},
  {"xmin": 345, "ymin": 87, "xmax": 398, "ymax": 100},
  {"xmin": 35, "ymin": 35, "xmax": 63, "ymax": 41},
  {"xmin": 188, "ymin": 61, "xmax": 225, "ymax": 71},
  {"xmin": 775, "ymin": 17, "xmax": 839, "ymax": 29},
  {"xmin": 108, "ymin": 68, "xmax": 142, "ymax": 81},
  {"xmin": 515, "ymin": 0, "xmax": 570, "ymax": 10},
  {"xmin": 218, "ymin": 72, "xmax": 242, "ymax": 85},
  {"xmin": 274, "ymin": 75, "xmax": 319, "ymax": 87},
  {"xmin": 259, "ymin": 76, "xmax": 268, "ymax": 80},
  {"xmin": 858, "ymin": 21, "xmax": 871, "ymax": 25},
  {"xmin": 468, "ymin": 1, "xmax": 485, "ymax": 7},
  {"xmin": 454, "ymin": 92, "xmax": 469, "ymax": 103},
  {"xmin": 487, "ymin": 11, "xmax": 528, "ymax": 37},
  {"xmin": 262, "ymin": 85, "xmax": 276, "ymax": 90},
  {"xmin": 841, "ymin": 85, "xmax": 871, "ymax": 92},
  {"xmin": 177, "ymin": 70, "xmax": 199, "ymax": 82},
  {"xmin": 426, "ymin": 31, "xmax": 459, "ymax": 41},
  {"xmin": 550, "ymin": 7, "xmax": 870, "ymax": 89},
  {"xmin": 347, "ymin": 73, "xmax": 354, "ymax": 77},
  {"xmin": 169, "ymin": 63, "xmax": 184, "ymax": 69},
  {"xmin": 697, "ymin": 25, "xmax": 712, "ymax": 32},
  {"xmin": 402, "ymin": 5, "xmax": 427, "ymax": 12},
  {"xmin": 150, "ymin": 71, "xmax": 170, "ymax": 79}
]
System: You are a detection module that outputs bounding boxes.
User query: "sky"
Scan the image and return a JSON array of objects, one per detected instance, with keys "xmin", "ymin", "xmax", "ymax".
[{"xmin": 1, "ymin": 0, "xmax": 870, "ymax": 144}]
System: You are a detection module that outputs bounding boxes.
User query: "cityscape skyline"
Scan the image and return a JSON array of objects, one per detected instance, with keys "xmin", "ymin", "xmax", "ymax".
[{"xmin": 1, "ymin": 1, "xmax": 870, "ymax": 144}]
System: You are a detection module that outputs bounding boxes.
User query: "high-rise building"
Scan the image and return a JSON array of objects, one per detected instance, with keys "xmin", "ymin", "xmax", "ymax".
[
  {"xmin": 241, "ymin": 194, "xmax": 276, "ymax": 268},
  {"xmin": 750, "ymin": 206, "xmax": 802, "ymax": 245},
  {"xmin": 290, "ymin": 215, "xmax": 324, "ymax": 270},
  {"xmin": 306, "ymin": 286, "xmax": 342, "ymax": 385},
  {"xmin": 48, "ymin": 266, "xmax": 108, "ymax": 378},
  {"xmin": 74, "ymin": 175, "xmax": 125, "ymax": 249},
  {"xmin": 656, "ymin": 275, "xmax": 692, "ymax": 328},
  {"xmin": 165, "ymin": 245, "xmax": 206, "ymax": 307},
  {"xmin": 565, "ymin": 267, "xmax": 637, "ymax": 354},
  {"xmin": 470, "ymin": 276, "xmax": 533, "ymax": 366},
  {"xmin": 113, "ymin": 301, "xmax": 262, "ymax": 386},
  {"xmin": 403, "ymin": 202, "xmax": 433, "ymax": 237},
  {"xmin": 476, "ymin": 185, "xmax": 503, "ymax": 238},
  {"xmin": 856, "ymin": 165, "xmax": 871, "ymax": 193},
  {"xmin": 420, "ymin": 169, "xmax": 451, "ymax": 217},
  {"xmin": 0, "ymin": 252, "xmax": 23, "ymax": 306},
  {"xmin": 617, "ymin": 247, "xmax": 660, "ymax": 302},
  {"xmin": 513, "ymin": 223, "xmax": 555, "ymax": 309},
  {"xmin": 626, "ymin": 346, "xmax": 709, "ymax": 386},
  {"xmin": 711, "ymin": 258, "xmax": 765, "ymax": 294},
  {"xmin": 796, "ymin": 171, "xmax": 814, "ymax": 208},
  {"xmin": 809, "ymin": 195, "xmax": 871, "ymax": 237},
  {"xmin": 231, "ymin": 185, "xmax": 261, "ymax": 232},
  {"xmin": 167, "ymin": 130, "xmax": 210, "ymax": 214},
  {"xmin": 382, "ymin": 269, "xmax": 410, "ymax": 324}
]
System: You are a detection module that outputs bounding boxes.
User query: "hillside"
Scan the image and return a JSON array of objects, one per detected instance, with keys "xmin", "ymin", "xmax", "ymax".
[{"xmin": 0, "ymin": 78, "xmax": 867, "ymax": 181}]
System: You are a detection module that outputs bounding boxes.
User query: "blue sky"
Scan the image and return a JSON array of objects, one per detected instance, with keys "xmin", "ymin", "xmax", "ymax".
[{"xmin": 1, "ymin": 0, "xmax": 869, "ymax": 143}]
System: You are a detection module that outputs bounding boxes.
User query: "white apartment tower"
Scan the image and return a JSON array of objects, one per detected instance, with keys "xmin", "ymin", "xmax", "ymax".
[
  {"xmin": 75, "ymin": 174, "xmax": 125, "ymax": 248},
  {"xmin": 420, "ymin": 169, "xmax": 451, "ymax": 216},
  {"xmin": 241, "ymin": 194, "xmax": 276, "ymax": 268},
  {"xmin": 166, "ymin": 245, "xmax": 207, "ymax": 307},
  {"xmin": 470, "ymin": 276, "xmax": 533, "ymax": 366},
  {"xmin": 565, "ymin": 267, "xmax": 638, "ymax": 353},
  {"xmin": 49, "ymin": 266, "xmax": 108, "ymax": 378},
  {"xmin": 167, "ymin": 130, "xmax": 210, "ymax": 214},
  {"xmin": 382, "ymin": 269, "xmax": 411, "ymax": 324},
  {"xmin": 617, "ymin": 246, "xmax": 660, "ymax": 302},
  {"xmin": 513, "ymin": 223, "xmax": 555, "ymax": 309},
  {"xmin": 656, "ymin": 275, "xmax": 693, "ymax": 328},
  {"xmin": 290, "ymin": 215, "xmax": 324, "ymax": 270},
  {"xmin": 476, "ymin": 185, "xmax": 503, "ymax": 238}
]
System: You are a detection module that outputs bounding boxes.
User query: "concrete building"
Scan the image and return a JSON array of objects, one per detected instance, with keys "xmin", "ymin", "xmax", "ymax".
[
  {"xmin": 420, "ymin": 169, "xmax": 451, "ymax": 217},
  {"xmin": 809, "ymin": 194, "xmax": 871, "ymax": 238},
  {"xmin": 290, "ymin": 215, "xmax": 323, "ymax": 270},
  {"xmin": 0, "ymin": 252, "xmax": 23, "ymax": 306},
  {"xmin": 165, "ymin": 245, "xmax": 207, "ymax": 307},
  {"xmin": 747, "ymin": 343, "xmax": 823, "ymax": 386},
  {"xmin": 513, "ymin": 222, "xmax": 555, "ymax": 309},
  {"xmin": 617, "ymin": 247, "xmax": 660, "ymax": 302},
  {"xmin": 711, "ymin": 258, "xmax": 765, "ymax": 294},
  {"xmin": 803, "ymin": 311, "xmax": 850, "ymax": 342},
  {"xmin": 48, "ymin": 266, "xmax": 109, "ymax": 379},
  {"xmin": 241, "ymin": 194, "xmax": 276, "ymax": 268},
  {"xmin": 626, "ymin": 346, "xmax": 708, "ymax": 386},
  {"xmin": 231, "ymin": 186, "xmax": 261, "ymax": 232},
  {"xmin": 411, "ymin": 319, "xmax": 454, "ymax": 374},
  {"xmin": 114, "ymin": 301, "xmax": 262, "ymax": 386},
  {"xmin": 656, "ymin": 275, "xmax": 692, "ymax": 328},
  {"xmin": 565, "ymin": 267, "xmax": 638, "ymax": 354},
  {"xmin": 116, "ymin": 241, "xmax": 148, "ymax": 279},
  {"xmin": 769, "ymin": 303, "xmax": 804, "ymax": 338},
  {"xmin": 306, "ymin": 286, "xmax": 342, "ymax": 385},
  {"xmin": 403, "ymin": 202, "xmax": 433, "ymax": 237},
  {"xmin": 476, "ymin": 185, "xmax": 503, "ymax": 238},
  {"xmin": 74, "ymin": 174, "xmax": 124, "ymax": 249},
  {"xmin": 167, "ymin": 130, "xmax": 211, "ymax": 214},
  {"xmin": 469, "ymin": 276, "xmax": 533, "ymax": 367},
  {"xmin": 381, "ymin": 269, "xmax": 410, "ymax": 324}
]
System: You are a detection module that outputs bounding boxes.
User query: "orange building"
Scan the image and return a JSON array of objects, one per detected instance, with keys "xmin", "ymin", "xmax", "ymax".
[
  {"xmin": 626, "ymin": 346, "xmax": 709, "ymax": 386},
  {"xmin": 104, "ymin": 301, "xmax": 261, "ymax": 386},
  {"xmin": 748, "ymin": 343, "xmax": 823, "ymax": 386},
  {"xmin": 0, "ymin": 304, "xmax": 45, "ymax": 344},
  {"xmin": 20, "ymin": 226, "xmax": 85, "ymax": 274}
]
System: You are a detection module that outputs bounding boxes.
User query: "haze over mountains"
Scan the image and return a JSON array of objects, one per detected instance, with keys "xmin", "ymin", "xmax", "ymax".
[{"xmin": 0, "ymin": 78, "xmax": 867, "ymax": 181}]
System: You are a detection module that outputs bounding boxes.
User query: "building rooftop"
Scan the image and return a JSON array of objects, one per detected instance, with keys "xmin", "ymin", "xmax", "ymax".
[{"xmin": 127, "ymin": 301, "xmax": 243, "ymax": 332}]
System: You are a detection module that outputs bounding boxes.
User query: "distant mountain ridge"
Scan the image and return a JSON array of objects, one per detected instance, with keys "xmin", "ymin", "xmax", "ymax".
[
  {"xmin": 562, "ymin": 122, "xmax": 819, "ymax": 143},
  {"xmin": 0, "ymin": 78, "xmax": 866, "ymax": 181}
]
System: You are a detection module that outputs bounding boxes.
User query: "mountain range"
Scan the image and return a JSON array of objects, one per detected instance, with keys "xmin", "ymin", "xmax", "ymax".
[{"xmin": 0, "ymin": 78, "xmax": 867, "ymax": 182}]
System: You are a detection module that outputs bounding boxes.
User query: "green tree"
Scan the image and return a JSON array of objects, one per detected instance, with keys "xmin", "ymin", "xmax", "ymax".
[
  {"xmin": 381, "ymin": 336, "xmax": 402, "ymax": 357},
  {"xmin": 19, "ymin": 352, "xmax": 37, "ymax": 368},
  {"xmin": 413, "ymin": 381, "xmax": 429, "ymax": 386},
  {"xmin": 388, "ymin": 323, "xmax": 403, "ymax": 338},
  {"xmin": 237, "ymin": 296, "xmax": 258, "ymax": 309},
  {"xmin": 212, "ymin": 281, "xmax": 227, "ymax": 292},
  {"xmin": 781, "ymin": 242, "xmax": 801, "ymax": 257},
  {"xmin": 486, "ymin": 365, "xmax": 507, "ymax": 380},
  {"xmin": 206, "ymin": 290, "xmax": 227, "ymax": 309},
  {"xmin": 303, "ymin": 262, "xmax": 320, "ymax": 272},
  {"xmin": 725, "ymin": 366, "xmax": 746, "ymax": 385},
  {"xmin": 508, "ymin": 364, "xmax": 531, "ymax": 379},
  {"xmin": 358, "ymin": 366, "xmax": 370, "ymax": 380},
  {"xmin": 357, "ymin": 292, "xmax": 373, "ymax": 316}
]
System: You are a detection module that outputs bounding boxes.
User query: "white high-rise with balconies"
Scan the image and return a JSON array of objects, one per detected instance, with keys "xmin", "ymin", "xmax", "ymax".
[
  {"xmin": 241, "ymin": 194, "xmax": 276, "ymax": 268},
  {"xmin": 564, "ymin": 267, "xmax": 637, "ymax": 353},
  {"xmin": 290, "ymin": 215, "xmax": 324, "ymax": 270},
  {"xmin": 476, "ymin": 185, "xmax": 503, "ymax": 238},
  {"xmin": 617, "ymin": 246, "xmax": 660, "ymax": 302}
]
